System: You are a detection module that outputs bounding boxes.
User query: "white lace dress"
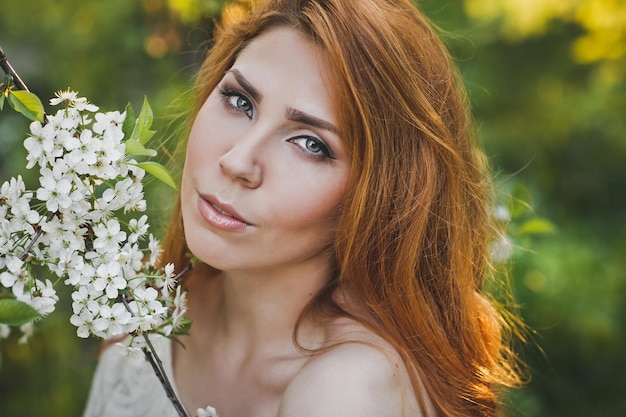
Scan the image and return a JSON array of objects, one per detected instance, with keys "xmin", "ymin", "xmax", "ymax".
[{"xmin": 83, "ymin": 336, "xmax": 182, "ymax": 417}]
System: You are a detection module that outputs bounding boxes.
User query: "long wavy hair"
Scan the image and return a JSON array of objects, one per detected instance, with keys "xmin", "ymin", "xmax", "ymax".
[{"xmin": 161, "ymin": 0, "xmax": 525, "ymax": 415}]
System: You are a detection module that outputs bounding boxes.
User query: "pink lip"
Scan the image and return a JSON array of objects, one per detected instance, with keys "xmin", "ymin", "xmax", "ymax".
[{"xmin": 197, "ymin": 194, "xmax": 252, "ymax": 232}]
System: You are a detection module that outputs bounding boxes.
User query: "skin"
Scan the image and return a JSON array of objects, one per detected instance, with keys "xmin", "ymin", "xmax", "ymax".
[{"xmin": 174, "ymin": 27, "xmax": 421, "ymax": 417}]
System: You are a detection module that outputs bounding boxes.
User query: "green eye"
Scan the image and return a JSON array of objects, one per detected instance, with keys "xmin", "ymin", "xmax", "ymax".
[
  {"xmin": 235, "ymin": 96, "xmax": 251, "ymax": 113},
  {"xmin": 218, "ymin": 87, "xmax": 254, "ymax": 117},
  {"xmin": 305, "ymin": 138, "xmax": 322, "ymax": 153},
  {"xmin": 289, "ymin": 135, "xmax": 335, "ymax": 160}
]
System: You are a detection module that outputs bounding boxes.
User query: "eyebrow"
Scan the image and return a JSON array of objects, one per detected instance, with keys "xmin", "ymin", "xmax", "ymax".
[
  {"xmin": 227, "ymin": 68, "xmax": 338, "ymax": 135},
  {"xmin": 227, "ymin": 69, "xmax": 263, "ymax": 102},
  {"xmin": 286, "ymin": 108, "xmax": 339, "ymax": 135}
]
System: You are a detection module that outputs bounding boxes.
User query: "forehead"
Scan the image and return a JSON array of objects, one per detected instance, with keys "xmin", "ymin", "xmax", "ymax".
[
  {"xmin": 236, "ymin": 25, "xmax": 323, "ymax": 69},
  {"xmin": 231, "ymin": 26, "xmax": 336, "ymax": 121}
]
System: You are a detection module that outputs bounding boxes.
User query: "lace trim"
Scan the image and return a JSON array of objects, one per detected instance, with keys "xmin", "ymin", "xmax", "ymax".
[{"xmin": 83, "ymin": 336, "xmax": 181, "ymax": 417}]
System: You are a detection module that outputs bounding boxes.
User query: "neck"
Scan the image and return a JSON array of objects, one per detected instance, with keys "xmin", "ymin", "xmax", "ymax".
[{"xmin": 183, "ymin": 258, "xmax": 334, "ymax": 355}]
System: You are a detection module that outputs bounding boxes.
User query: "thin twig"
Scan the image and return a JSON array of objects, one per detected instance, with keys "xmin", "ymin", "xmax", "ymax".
[
  {"xmin": 19, "ymin": 213, "xmax": 56, "ymax": 261},
  {"xmin": 0, "ymin": 46, "xmax": 30, "ymax": 91},
  {"xmin": 0, "ymin": 47, "xmax": 48, "ymax": 125},
  {"xmin": 173, "ymin": 262, "xmax": 193, "ymax": 281},
  {"xmin": 120, "ymin": 295, "xmax": 189, "ymax": 417}
]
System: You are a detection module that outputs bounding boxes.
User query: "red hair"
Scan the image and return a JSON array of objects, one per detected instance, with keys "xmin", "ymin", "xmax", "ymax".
[{"xmin": 161, "ymin": 0, "xmax": 525, "ymax": 415}]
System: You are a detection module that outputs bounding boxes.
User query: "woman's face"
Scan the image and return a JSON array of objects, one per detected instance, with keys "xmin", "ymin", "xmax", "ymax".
[{"xmin": 181, "ymin": 27, "xmax": 348, "ymax": 275}]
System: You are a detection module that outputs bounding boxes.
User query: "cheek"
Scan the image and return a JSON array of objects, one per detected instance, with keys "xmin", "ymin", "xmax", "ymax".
[
  {"xmin": 278, "ymin": 176, "xmax": 346, "ymax": 236},
  {"xmin": 181, "ymin": 110, "xmax": 225, "ymax": 188},
  {"xmin": 184, "ymin": 93, "xmax": 230, "ymax": 160},
  {"xmin": 185, "ymin": 119, "xmax": 216, "ymax": 164},
  {"xmin": 180, "ymin": 127, "xmax": 215, "ymax": 224}
]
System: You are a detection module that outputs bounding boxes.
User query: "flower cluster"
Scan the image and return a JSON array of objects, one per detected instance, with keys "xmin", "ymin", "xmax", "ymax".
[
  {"xmin": 0, "ymin": 90, "xmax": 187, "ymax": 345},
  {"xmin": 196, "ymin": 406, "xmax": 219, "ymax": 417}
]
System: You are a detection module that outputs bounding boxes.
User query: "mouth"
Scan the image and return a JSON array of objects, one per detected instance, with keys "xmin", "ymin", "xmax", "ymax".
[
  {"xmin": 211, "ymin": 201, "xmax": 237, "ymax": 218},
  {"xmin": 198, "ymin": 194, "xmax": 252, "ymax": 231}
]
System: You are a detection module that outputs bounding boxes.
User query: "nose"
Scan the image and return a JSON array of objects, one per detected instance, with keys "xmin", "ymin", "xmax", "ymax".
[{"xmin": 218, "ymin": 134, "xmax": 263, "ymax": 189}]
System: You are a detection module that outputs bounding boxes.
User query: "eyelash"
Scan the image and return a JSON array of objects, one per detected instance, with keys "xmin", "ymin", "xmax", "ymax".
[
  {"xmin": 288, "ymin": 135, "xmax": 335, "ymax": 160},
  {"xmin": 217, "ymin": 85, "xmax": 335, "ymax": 161},
  {"xmin": 218, "ymin": 87, "xmax": 253, "ymax": 118}
]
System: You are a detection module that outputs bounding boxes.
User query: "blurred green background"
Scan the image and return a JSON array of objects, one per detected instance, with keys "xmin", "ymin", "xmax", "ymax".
[{"xmin": 0, "ymin": 0, "xmax": 624, "ymax": 416}]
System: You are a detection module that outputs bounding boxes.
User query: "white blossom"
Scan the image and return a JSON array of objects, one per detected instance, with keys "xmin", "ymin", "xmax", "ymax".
[
  {"xmin": 37, "ymin": 172, "xmax": 73, "ymax": 212},
  {"xmin": 49, "ymin": 89, "xmax": 80, "ymax": 106},
  {"xmin": 118, "ymin": 339, "xmax": 146, "ymax": 361},
  {"xmin": 128, "ymin": 215, "xmax": 149, "ymax": 243},
  {"xmin": 67, "ymin": 129, "xmax": 99, "ymax": 173},
  {"xmin": 0, "ymin": 90, "xmax": 203, "ymax": 416},
  {"xmin": 2, "ymin": 90, "xmax": 185, "ymax": 356},
  {"xmin": 118, "ymin": 243, "xmax": 144, "ymax": 280},
  {"xmin": 93, "ymin": 261, "xmax": 126, "ymax": 299},
  {"xmin": 93, "ymin": 302, "xmax": 131, "ymax": 337},
  {"xmin": 27, "ymin": 279, "xmax": 59, "ymax": 316},
  {"xmin": 196, "ymin": 406, "xmax": 219, "ymax": 417},
  {"xmin": 18, "ymin": 322, "xmax": 34, "ymax": 344},
  {"xmin": 148, "ymin": 234, "xmax": 161, "ymax": 266},
  {"xmin": 56, "ymin": 128, "xmax": 81, "ymax": 152},
  {"xmin": 162, "ymin": 263, "xmax": 176, "ymax": 291},
  {"xmin": 10, "ymin": 270, "xmax": 30, "ymax": 299},
  {"xmin": 72, "ymin": 97, "xmax": 99, "ymax": 113},
  {"xmin": 93, "ymin": 219, "xmax": 126, "ymax": 254},
  {"xmin": 4, "ymin": 255, "xmax": 24, "ymax": 275},
  {"xmin": 9, "ymin": 198, "xmax": 39, "ymax": 236},
  {"xmin": 0, "ymin": 175, "xmax": 27, "ymax": 203},
  {"xmin": 0, "ymin": 271, "xmax": 18, "ymax": 288},
  {"xmin": 24, "ymin": 121, "xmax": 56, "ymax": 169},
  {"xmin": 93, "ymin": 111, "xmax": 125, "ymax": 136},
  {"xmin": 0, "ymin": 324, "xmax": 10, "ymax": 340},
  {"xmin": 128, "ymin": 287, "xmax": 167, "ymax": 332},
  {"xmin": 71, "ymin": 285, "xmax": 102, "ymax": 316},
  {"xmin": 166, "ymin": 285, "xmax": 188, "ymax": 336},
  {"xmin": 70, "ymin": 310, "xmax": 97, "ymax": 338}
]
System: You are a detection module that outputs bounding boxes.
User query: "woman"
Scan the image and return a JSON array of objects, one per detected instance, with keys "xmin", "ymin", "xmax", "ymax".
[{"xmin": 84, "ymin": 0, "xmax": 524, "ymax": 416}]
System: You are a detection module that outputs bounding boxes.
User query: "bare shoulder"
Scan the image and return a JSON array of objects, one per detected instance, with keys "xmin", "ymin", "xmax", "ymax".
[{"xmin": 277, "ymin": 321, "xmax": 423, "ymax": 417}]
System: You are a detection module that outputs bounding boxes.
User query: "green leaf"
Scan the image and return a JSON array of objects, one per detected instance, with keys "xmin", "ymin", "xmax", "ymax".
[
  {"xmin": 135, "ymin": 161, "xmax": 177, "ymax": 190},
  {"xmin": 173, "ymin": 316, "xmax": 192, "ymax": 336},
  {"xmin": 131, "ymin": 96, "xmax": 154, "ymax": 144},
  {"xmin": 0, "ymin": 298, "xmax": 40, "ymax": 326},
  {"xmin": 124, "ymin": 138, "xmax": 158, "ymax": 157},
  {"xmin": 0, "ymin": 93, "xmax": 4, "ymax": 111},
  {"xmin": 7, "ymin": 90, "xmax": 44, "ymax": 122},
  {"xmin": 139, "ymin": 129, "xmax": 156, "ymax": 144},
  {"xmin": 121, "ymin": 102, "xmax": 136, "ymax": 140},
  {"xmin": 518, "ymin": 218, "xmax": 556, "ymax": 235}
]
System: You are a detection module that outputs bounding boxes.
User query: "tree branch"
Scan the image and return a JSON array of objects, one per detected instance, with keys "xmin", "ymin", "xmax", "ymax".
[
  {"xmin": 121, "ymin": 295, "xmax": 189, "ymax": 417},
  {"xmin": 19, "ymin": 213, "xmax": 56, "ymax": 261},
  {"xmin": 0, "ymin": 46, "xmax": 30, "ymax": 91}
]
